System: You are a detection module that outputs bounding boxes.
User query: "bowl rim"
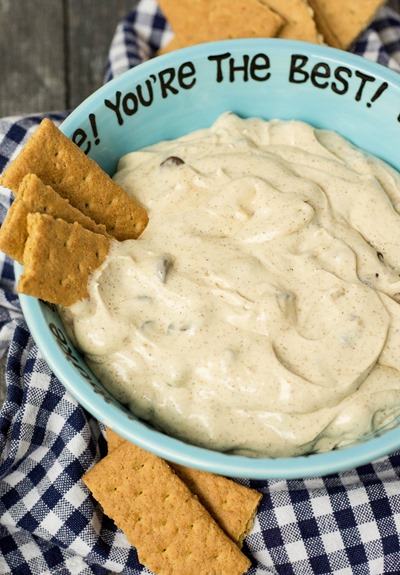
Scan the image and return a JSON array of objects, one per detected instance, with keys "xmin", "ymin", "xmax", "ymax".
[
  {"xmin": 59, "ymin": 36, "xmax": 400, "ymax": 142},
  {"xmin": 15, "ymin": 38, "xmax": 400, "ymax": 479}
]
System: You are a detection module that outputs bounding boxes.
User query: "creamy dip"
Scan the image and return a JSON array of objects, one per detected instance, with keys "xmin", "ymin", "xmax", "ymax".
[{"xmin": 63, "ymin": 112, "xmax": 400, "ymax": 457}]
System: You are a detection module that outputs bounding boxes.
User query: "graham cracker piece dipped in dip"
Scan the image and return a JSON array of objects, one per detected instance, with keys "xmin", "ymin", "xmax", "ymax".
[
  {"xmin": 0, "ymin": 118, "xmax": 148, "ymax": 241},
  {"xmin": 0, "ymin": 118, "xmax": 148, "ymax": 307}
]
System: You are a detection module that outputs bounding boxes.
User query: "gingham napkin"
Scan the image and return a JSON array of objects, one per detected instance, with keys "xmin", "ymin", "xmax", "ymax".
[{"xmin": 2, "ymin": 2, "xmax": 400, "ymax": 574}]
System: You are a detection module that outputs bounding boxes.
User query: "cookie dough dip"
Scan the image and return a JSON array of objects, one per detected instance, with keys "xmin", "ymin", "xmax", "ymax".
[{"xmin": 62, "ymin": 112, "xmax": 400, "ymax": 457}]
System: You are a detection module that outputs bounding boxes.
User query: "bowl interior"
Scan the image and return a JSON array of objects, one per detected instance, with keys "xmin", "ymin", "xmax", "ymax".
[{"xmin": 16, "ymin": 39, "xmax": 400, "ymax": 478}]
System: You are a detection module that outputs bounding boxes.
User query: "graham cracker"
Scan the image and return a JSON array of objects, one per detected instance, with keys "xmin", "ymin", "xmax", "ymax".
[
  {"xmin": 158, "ymin": 36, "xmax": 185, "ymax": 55},
  {"xmin": 158, "ymin": 0, "xmax": 284, "ymax": 53},
  {"xmin": 308, "ymin": 0, "xmax": 385, "ymax": 49},
  {"xmin": 171, "ymin": 463, "xmax": 261, "ymax": 548},
  {"xmin": 83, "ymin": 441, "xmax": 251, "ymax": 575},
  {"xmin": 18, "ymin": 213, "xmax": 110, "ymax": 306},
  {"xmin": 106, "ymin": 428, "xmax": 261, "ymax": 547},
  {"xmin": 0, "ymin": 173, "xmax": 108, "ymax": 264},
  {"xmin": 0, "ymin": 118, "xmax": 148, "ymax": 241},
  {"xmin": 262, "ymin": 0, "xmax": 322, "ymax": 43},
  {"xmin": 20, "ymin": 173, "xmax": 108, "ymax": 236}
]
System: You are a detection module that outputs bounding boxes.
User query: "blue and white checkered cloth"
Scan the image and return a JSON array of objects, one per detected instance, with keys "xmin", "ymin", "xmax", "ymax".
[{"xmin": 2, "ymin": 2, "xmax": 400, "ymax": 574}]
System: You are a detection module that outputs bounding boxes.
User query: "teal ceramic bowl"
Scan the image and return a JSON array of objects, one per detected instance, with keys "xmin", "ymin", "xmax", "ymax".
[{"xmin": 15, "ymin": 39, "xmax": 400, "ymax": 479}]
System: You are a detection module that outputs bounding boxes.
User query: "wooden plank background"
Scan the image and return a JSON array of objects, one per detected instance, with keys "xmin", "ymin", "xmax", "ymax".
[
  {"xmin": 1, "ymin": 1, "xmax": 400, "ymax": 119},
  {"xmin": 0, "ymin": 0, "xmax": 137, "ymax": 117}
]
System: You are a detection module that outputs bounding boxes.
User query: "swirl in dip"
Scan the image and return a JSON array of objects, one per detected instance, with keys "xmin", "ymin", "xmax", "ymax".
[{"xmin": 62, "ymin": 113, "xmax": 400, "ymax": 457}]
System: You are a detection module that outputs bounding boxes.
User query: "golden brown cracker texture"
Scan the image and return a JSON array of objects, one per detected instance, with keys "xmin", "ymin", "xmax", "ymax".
[
  {"xmin": 158, "ymin": 0, "xmax": 285, "ymax": 53},
  {"xmin": 0, "ymin": 173, "xmax": 109, "ymax": 264},
  {"xmin": 308, "ymin": 0, "xmax": 385, "ymax": 49},
  {"xmin": 158, "ymin": 35, "xmax": 187, "ymax": 55},
  {"xmin": 0, "ymin": 118, "xmax": 148, "ymax": 240},
  {"xmin": 208, "ymin": 0, "xmax": 284, "ymax": 40},
  {"xmin": 83, "ymin": 440, "xmax": 251, "ymax": 575},
  {"xmin": 106, "ymin": 427, "xmax": 126, "ymax": 452},
  {"xmin": 262, "ymin": 0, "xmax": 322, "ymax": 43},
  {"xmin": 157, "ymin": 0, "xmax": 209, "ymax": 39},
  {"xmin": 171, "ymin": 463, "xmax": 261, "ymax": 547},
  {"xmin": 0, "ymin": 197, "xmax": 30, "ymax": 264},
  {"xmin": 20, "ymin": 173, "xmax": 108, "ymax": 236},
  {"xmin": 18, "ymin": 213, "xmax": 110, "ymax": 306},
  {"xmin": 106, "ymin": 427, "xmax": 261, "ymax": 547}
]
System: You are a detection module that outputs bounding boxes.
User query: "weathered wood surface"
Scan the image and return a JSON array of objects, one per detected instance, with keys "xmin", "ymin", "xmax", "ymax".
[{"xmin": 0, "ymin": 0, "xmax": 137, "ymax": 117}]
